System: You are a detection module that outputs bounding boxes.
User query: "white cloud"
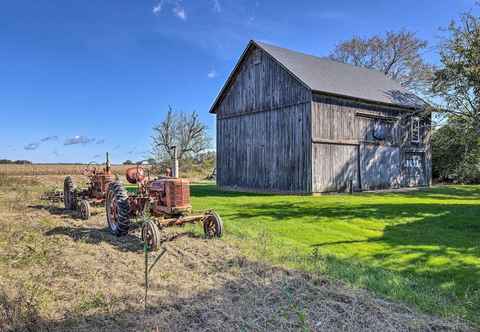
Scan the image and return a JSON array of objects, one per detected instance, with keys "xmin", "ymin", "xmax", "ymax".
[
  {"xmin": 40, "ymin": 135, "xmax": 58, "ymax": 142},
  {"xmin": 152, "ymin": 1, "xmax": 188, "ymax": 21},
  {"xmin": 151, "ymin": 0, "xmax": 273, "ymax": 60},
  {"xmin": 173, "ymin": 5, "xmax": 187, "ymax": 20},
  {"xmin": 24, "ymin": 143, "xmax": 40, "ymax": 151},
  {"xmin": 153, "ymin": 2, "xmax": 163, "ymax": 15},
  {"xmin": 212, "ymin": 0, "xmax": 221, "ymax": 13},
  {"xmin": 207, "ymin": 69, "xmax": 217, "ymax": 78},
  {"xmin": 64, "ymin": 135, "xmax": 95, "ymax": 146}
]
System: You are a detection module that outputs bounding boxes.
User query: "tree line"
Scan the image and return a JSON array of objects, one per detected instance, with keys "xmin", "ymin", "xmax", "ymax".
[{"xmin": 0, "ymin": 159, "xmax": 32, "ymax": 165}]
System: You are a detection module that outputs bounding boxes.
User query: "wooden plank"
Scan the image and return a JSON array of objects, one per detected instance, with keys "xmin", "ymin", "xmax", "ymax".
[
  {"xmin": 312, "ymin": 143, "xmax": 359, "ymax": 193},
  {"xmin": 217, "ymin": 46, "xmax": 311, "ymax": 118},
  {"xmin": 216, "ymin": 45, "xmax": 312, "ymax": 193},
  {"xmin": 217, "ymin": 103, "xmax": 311, "ymax": 193},
  {"xmin": 312, "ymin": 138, "xmax": 359, "ymax": 146},
  {"xmin": 310, "ymin": 95, "xmax": 431, "ymax": 192},
  {"xmin": 215, "ymin": 45, "xmax": 431, "ymax": 194},
  {"xmin": 355, "ymin": 111, "xmax": 400, "ymax": 121}
]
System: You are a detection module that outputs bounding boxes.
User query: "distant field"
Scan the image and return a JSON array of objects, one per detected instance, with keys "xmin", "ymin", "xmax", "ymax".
[
  {"xmin": 0, "ymin": 164, "xmax": 131, "ymax": 176},
  {"xmin": 0, "ymin": 164, "xmax": 212, "ymax": 180}
]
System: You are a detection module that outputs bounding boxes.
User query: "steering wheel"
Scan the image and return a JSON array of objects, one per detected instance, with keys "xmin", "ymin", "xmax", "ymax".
[{"xmin": 82, "ymin": 161, "xmax": 99, "ymax": 176}]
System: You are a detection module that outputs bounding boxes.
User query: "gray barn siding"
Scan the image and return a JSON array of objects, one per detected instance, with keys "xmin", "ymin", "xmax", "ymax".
[
  {"xmin": 310, "ymin": 94, "xmax": 431, "ymax": 192},
  {"xmin": 312, "ymin": 143, "xmax": 359, "ymax": 192},
  {"xmin": 217, "ymin": 104, "xmax": 311, "ymax": 193},
  {"xmin": 360, "ymin": 145, "xmax": 401, "ymax": 190},
  {"xmin": 213, "ymin": 42, "xmax": 432, "ymax": 194},
  {"xmin": 216, "ymin": 45, "xmax": 312, "ymax": 193},
  {"xmin": 216, "ymin": 46, "xmax": 311, "ymax": 117},
  {"xmin": 398, "ymin": 115, "xmax": 432, "ymax": 187}
]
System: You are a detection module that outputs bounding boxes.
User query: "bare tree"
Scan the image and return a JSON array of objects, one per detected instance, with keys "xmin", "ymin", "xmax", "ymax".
[
  {"xmin": 152, "ymin": 107, "xmax": 211, "ymax": 162},
  {"xmin": 329, "ymin": 30, "xmax": 434, "ymax": 93}
]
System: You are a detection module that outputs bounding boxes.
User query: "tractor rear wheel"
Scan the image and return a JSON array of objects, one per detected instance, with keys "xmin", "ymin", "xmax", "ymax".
[
  {"xmin": 78, "ymin": 200, "xmax": 91, "ymax": 220},
  {"xmin": 64, "ymin": 176, "xmax": 76, "ymax": 210},
  {"xmin": 203, "ymin": 211, "xmax": 223, "ymax": 238},
  {"xmin": 142, "ymin": 220, "xmax": 161, "ymax": 251},
  {"xmin": 106, "ymin": 181, "xmax": 130, "ymax": 236}
]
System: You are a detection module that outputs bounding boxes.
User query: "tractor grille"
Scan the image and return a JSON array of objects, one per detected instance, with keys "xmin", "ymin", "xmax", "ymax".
[
  {"xmin": 165, "ymin": 179, "xmax": 190, "ymax": 208},
  {"xmin": 150, "ymin": 178, "xmax": 191, "ymax": 210}
]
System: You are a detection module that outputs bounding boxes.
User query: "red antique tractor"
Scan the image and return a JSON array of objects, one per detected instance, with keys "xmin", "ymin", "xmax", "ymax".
[
  {"xmin": 105, "ymin": 148, "xmax": 223, "ymax": 250},
  {"xmin": 63, "ymin": 153, "xmax": 115, "ymax": 220}
]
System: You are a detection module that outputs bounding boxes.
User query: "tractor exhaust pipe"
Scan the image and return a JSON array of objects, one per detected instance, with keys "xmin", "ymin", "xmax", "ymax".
[
  {"xmin": 171, "ymin": 146, "xmax": 179, "ymax": 178},
  {"xmin": 106, "ymin": 152, "xmax": 111, "ymax": 172}
]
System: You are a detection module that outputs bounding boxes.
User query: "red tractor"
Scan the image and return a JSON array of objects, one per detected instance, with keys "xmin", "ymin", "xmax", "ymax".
[
  {"xmin": 63, "ymin": 153, "xmax": 115, "ymax": 220},
  {"xmin": 105, "ymin": 148, "xmax": 223, "ymax": 250}
]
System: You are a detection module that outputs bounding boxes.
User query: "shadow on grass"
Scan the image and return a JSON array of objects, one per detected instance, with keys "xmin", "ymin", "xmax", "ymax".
[
  {"xmin": 28, "ymin": 204, "xmax": 102, "ymax": 221},
  {"xmin": 222, "ymin": 193, "xmax": 480, "ymax": 319},
  {"xmin": 44, "ymin": 225, "xmax": 203, "ymax": 253},
  {"xmin": 1, "ymin": 258, "xmax": 467, "ymax": 332},
  {"xmin": 362, "ymin": 185, "xmax": 480, "ymax": 201},
  {"xmin": 191, "ymin": 184, "xmax": 276, "ymax": 198},
  {"xmin": 44, "ymin": 226, "xmax": 145, "ymax": 252},
  {"xmin": 231, "ymin": 201, "xmax": 480, "ymax": 248},
  {"xmin": 192, "ymin": 185, "xmax": 480, "ymax": 276},
  {"xmin": 192, "ymin": 184, "xmax": 480, "ymax": 199}
]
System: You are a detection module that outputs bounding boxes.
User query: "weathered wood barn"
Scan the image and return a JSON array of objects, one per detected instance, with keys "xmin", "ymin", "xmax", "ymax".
[{"xmin": 210, "ymin": 40, "xmax": 431, "ymax": 194}]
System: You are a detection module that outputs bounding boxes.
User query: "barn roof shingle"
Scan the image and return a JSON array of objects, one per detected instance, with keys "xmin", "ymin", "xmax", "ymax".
[{"xmin": 210, "ymin": 40, "xmax": 427, "ymax": 113}]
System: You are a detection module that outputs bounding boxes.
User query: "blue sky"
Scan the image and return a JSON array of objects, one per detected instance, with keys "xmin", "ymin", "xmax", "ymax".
[{"xmin": 1, "ymin": 0, "xmax": 478, "ymax": 163}]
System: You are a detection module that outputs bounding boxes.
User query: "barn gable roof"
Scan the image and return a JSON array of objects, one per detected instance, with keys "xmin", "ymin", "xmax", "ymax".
[{"xmin": 209, "ymin": 40, "xmax": 427, "ymax": 114}]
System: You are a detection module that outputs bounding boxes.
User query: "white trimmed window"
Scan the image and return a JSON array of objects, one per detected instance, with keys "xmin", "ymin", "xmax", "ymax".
[{"xmin": 411, "ymin": 117, "xmax": 420, "ymax": 143}]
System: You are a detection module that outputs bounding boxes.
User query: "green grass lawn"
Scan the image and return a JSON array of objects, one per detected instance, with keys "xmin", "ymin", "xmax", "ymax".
[{"xmin": 190, "ymin": 184, "xmax": 480, "ymax": 324}]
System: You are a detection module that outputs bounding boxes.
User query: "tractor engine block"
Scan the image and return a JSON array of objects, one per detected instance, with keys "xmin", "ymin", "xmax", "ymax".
[
  {"xmin": 148, "ymin": 178, "xmax": 191, "ymax": 215},
  {"xmin": 90, "ymin": 173, "xmax": 114, "ymax": 198}
]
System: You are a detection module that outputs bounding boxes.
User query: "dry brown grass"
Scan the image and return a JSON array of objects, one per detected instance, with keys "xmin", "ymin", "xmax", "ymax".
[
  {"xmin": 0, "ymin": 164, "xmax": 212, "ymax": 181},
  {"xmin": 0, "ymin": 174, "xmax": 473, "ymax": 331}
]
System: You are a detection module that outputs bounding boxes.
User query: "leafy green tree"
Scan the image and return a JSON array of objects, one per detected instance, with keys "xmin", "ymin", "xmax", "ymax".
[
  {"xmin": 432, "ymin": 8, "xmax": 480, "ymax": 133},
  {"xmin": 430, "ymin": 6, "xmax": 480, "ymax": 183},
  {"xmin": 432, "ymin": 118, "xmax": 480, "ymax": 183}
]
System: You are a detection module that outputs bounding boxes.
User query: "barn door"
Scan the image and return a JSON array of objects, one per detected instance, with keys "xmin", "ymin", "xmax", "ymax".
[
  {"xmin": 403, "ymin": 152, "xmax": 426, "ymax": 187},
  {"xmin": 312, "ymin": 143, "xmax": 359, "ymax": 193},
  {"xmin": 360, "ymin": 144, "xmax": 401, "ymax": 191}
]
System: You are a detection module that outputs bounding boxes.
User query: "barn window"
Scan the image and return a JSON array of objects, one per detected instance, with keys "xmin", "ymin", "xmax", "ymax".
[{"xmin": 411, "ymin": 117, "xmax": 420, "ymax": 143}]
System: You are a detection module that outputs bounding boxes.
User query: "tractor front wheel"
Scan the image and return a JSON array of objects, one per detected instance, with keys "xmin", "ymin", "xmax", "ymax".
[
  {"xmin": 203, "ymin": 211, "xmax": 223, "ymax": 238},
  {"xmin": 78, "ymin": 200, "xmax": 91, "ymax": 220},
  {"xmin": 63, "ymin": 176, "xmax": 76, "ymax": 210},
  {"xmin": 106, "ymin": 181, "xmax": 131, "ymax": 236},
  {"xmin": 142, "ymin": 220, "xmax": 161, "ymax": 251}
]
